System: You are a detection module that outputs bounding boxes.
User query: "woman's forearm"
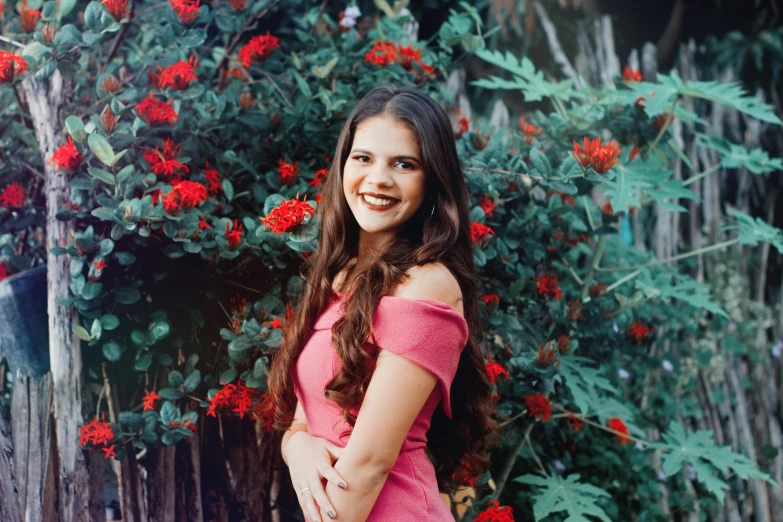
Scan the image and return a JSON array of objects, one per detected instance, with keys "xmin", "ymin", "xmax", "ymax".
[
  {"xmin": 318, "ymin": 453, "xmax": 391, "ymax": 522},
  {"xmin": 281, "ymin": 422, "xmax": 308, "ymax": 467}
]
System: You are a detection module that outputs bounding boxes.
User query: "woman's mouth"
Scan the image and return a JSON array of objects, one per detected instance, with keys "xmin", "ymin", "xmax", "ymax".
[{"xmin": 360, "ymin": 194, "xmax": 400, "ymax": 211}]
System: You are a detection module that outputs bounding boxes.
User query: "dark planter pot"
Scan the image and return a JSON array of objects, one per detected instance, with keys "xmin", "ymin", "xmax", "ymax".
[{"xmin": 0, "ymin": 265, "xmax": 49, "ymax": 378}]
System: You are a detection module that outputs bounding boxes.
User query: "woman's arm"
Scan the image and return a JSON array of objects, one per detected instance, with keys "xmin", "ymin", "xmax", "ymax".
[
  {"xmin": 281, "ymin": 398, "xmax": 309, "ymax": 467},
  {"xmin": 318, "ymin": 348, "xmax": 439, "ymax": 522}
]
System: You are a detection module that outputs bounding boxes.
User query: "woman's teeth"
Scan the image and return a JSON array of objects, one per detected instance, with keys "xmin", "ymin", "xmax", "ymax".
[{"xmin": 362, "ymin": 194, "xmax": 396, "ymax": 206}]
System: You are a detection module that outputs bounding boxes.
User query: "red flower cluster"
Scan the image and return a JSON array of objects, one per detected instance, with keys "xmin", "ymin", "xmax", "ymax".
[
  {"xmin": 225, "ymin": 219, "xmax": 243, "ymax": 250},
  {"xmin": 100, "ymin": 0, "xmax": 129, "ymax": 20},
  {"xmin": 519, "ymin": 117, "xmax": 543, "ymax": 144},
  {"xmin": 278, "ymin": 158, "xmax": 299, "ymax": 186},
  {"xmin": 629, "ymin": 319, "xmax": 654, "ymax": 344},
  {"xmin": 535, "ymin": 273, "xmax": 562, "ymax": 300},
  {"xmin": 364, "ymin": 41, "xmax": 436, "ymax": 79},
  {"xmin": 622, "ymin": 66, "xmax": 643, "ymax": 83},
  {"xmin": 202, "ymin": 160, "xmax": 222, "ymax": 195},
  {"xmin": 607, "ymin": 417, "xmax": 632, "ymax": 444},
  {"xmin": 135, "ymin": 93, "xmax": 179, "ymax": 126},
  {"xmin": 19, "ymin": 0, "xmax": 42, "ymax": 32},
  {"xmin": 475, "ymin": 499, "xmax": 515, "ymax": 522},
  {"xmin": 101, "ymin": 106, "xmax": 119, "ymax": 134},
  {"xmin": 48, "ymin": 136, "xmax": 83, "ymax": 172},
  {"xmin": 143, "ymin": 137, "xmax": 190, "ymax": 181},
  {"xmin": 169, "ymin": 0, "xmax": 199, "ymax": 24},
  {"xmin": 480, "ymin": 293, "xmax": 499, "ymax": 305},
  {"xmin": 208, "ymin": 380, "xmax": 254, "ymax": 418},
  {"xmin": 101, "ymin": 75, "xmax": 122, "ymax": 94},
  {"xmin": 162, "ymin": 181, "xmax": 208, "ymax": 214},
  {"xmin": 0, "ymin": 50, "xmax": 28, "ymax": 83},
  {"xmin": 0, "ymin": 261, "xmax": 9, "ymax": 281},
  {"xmin": 0, "ymin": 181, "xmax": 26, "ymax": 208},
  {"xmin": 470, "ymin": 222, "xmax": 495, "ymax": 245},
  {"xmin": 567, "ymin": 412, "xmax": 583, "ymax": 431},
  {"xmin": 477, "ymin": 194, "xmax": 496, "ymax": 217},
  {"xmin": 142, "ymin": 389, "xmax": 161, "ymax": 412},
  {"xmin": 536, "ymin": 342, "xmax": 557, "ymax": 367},
  {"xmin": 156, "ymin": 55, "xmax": 198, "ymax": 90},
  {"xmin": 78, "ymin": 415, "xmax": 117, "ymax": 459},
  {"xmin": 238, "ymin": 32, "xmax": 280, "ymax": 69},
  {"xmin": 485, "ymin": 354, "xmax": 509, "ymax": 384},
  {"xmin": 259, "ymin": 192, "xmax": 315, "ymax": 237},
  {"xmin": 309, "ymin": 168, "xmax": 329, "ymax": 189},
  {"xmin": 573, "ymin": 137, "xmax": 621, "ymax": 174},
  {"xmin": 523, "ymin": 394, "xmax": 552, "ymax": 422}
]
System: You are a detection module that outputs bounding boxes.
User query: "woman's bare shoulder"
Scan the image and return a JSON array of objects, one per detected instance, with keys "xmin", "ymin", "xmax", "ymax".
[{"xmin": 391, "ymin": 262, "xmax": 463, "ymax": 315}]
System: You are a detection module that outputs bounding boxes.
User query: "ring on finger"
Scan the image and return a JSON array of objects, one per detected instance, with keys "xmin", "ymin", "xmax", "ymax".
[{"xmin": 301, "ymin": 487, "xmax": 311, "ymax": 495}]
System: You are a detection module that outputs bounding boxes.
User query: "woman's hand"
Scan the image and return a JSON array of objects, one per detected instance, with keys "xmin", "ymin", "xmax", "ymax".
[{"xmin": 284, "ymin": 431, "xmax": 347, "ymax": 522}]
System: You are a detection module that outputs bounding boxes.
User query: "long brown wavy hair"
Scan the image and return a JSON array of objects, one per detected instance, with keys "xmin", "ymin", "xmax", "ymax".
[{"xmin": 266, "ymin": 84, "xmax": 500, "ymax": 492}]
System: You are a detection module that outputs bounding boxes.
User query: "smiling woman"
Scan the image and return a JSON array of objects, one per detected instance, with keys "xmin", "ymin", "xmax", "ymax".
[{"xmin": 264, "ymin": 84, "xmax": 501, "ymax": 522}]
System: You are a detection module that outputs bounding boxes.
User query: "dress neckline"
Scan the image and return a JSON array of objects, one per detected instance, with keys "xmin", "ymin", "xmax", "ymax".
[{"xmin": 334, "ymin": 291, "xmax": 466, "ymax": 322}]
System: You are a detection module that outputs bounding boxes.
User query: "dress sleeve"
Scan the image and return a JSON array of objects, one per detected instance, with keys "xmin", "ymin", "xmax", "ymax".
[{"xmin": 366, "ymin": 296, "xmax": 469, "ymax": 419}]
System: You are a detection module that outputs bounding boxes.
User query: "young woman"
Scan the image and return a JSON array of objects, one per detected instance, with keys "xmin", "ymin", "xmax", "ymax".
[{"xmin": 266, "ymin": 84, "xmax": 499, "ymax": 522}]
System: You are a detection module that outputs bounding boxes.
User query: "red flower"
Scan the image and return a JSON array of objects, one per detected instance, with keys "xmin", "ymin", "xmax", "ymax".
[
  {"xmin": 259, "ymin": 191, "xmax": 316, "ymax": 237},
  {"xmin": 203, "ymin": 161, "xmax": 222, "ymax": 195},
  {"xmin": 157, "ymin": 55, "xmax": 198, "ymax": 90},
  {"xmin": 567, "ymin": 412, "xmax": 583, "ymax": 432},
  {"xmin": 477, "ymin": 194, "xmax": 495, "ymax": 217},
  {"xmin": 101, "ymin": 75, "xmax": 122, "ymax": 94},
  {"xmin": 48, "ymin": 136, "xmax": 82, "ymax": 172},
  {"xmin": 456, "ymin": 116, "xmax": 470, "ymax": 137},
  {"xmin": 523, "ymin": 394, "xmax": 552, "ymax": 422},
  {"xmin": 277, "ymin": 158, "xmax": 299, "ymax": 186},
  {"xmin": 142, "ymin": 389, "xmax": 162, "ymax": 412},
  {"xmin": 536, "ymin": 342, "xmax": 556, "ymax": 367},
  {"xmin": 480, "ymin": 293, "xmax": 500, "ymax": 305},
  {"xmin": 629, "ymin": 319, "xmax": 654, "ymax": 344},
  {"xmin": 535, "ymin": 273, "xmax": 562, "ymax": 300},
  {"xmin": 100, "ymin": 0, "xmax": 129, "ymax": 20},
  {"xmin": 101, "ymin": 444, "xmax": 118, "ymax": 459},
  {"xmin": 630, "ymin": 145, "xmax": 640, "ymax": 160},
  {"xmin": 364, "ymin": 40, "xmax": 399, "ymax": 66},
  {"xmin": 622, "ymin": 66, "xmax": 643, "ymax": 83},
  {"xmin": 0, "ymin": 261, "xmax": 9, "ymax": 281},
  {"xmin": 485, "ymin": 355, "xmax": 509, "ymax": 384},
  {"xmin": 607, "ymin": 417, "xmax": 632, "ymax": 444},
  {"xmin": 475, "ymin": 500, "xmax": 515, "ymax": 522},
  {"xmin": 169, "ymin": 0, "xmax": 199, "ymax": 24},
  {"xmin": 238, "ymin": 32, "xmax": 280, "ymax": 69},
  {"xmin": 470, "ymin": 222, "xmax": 495, "ymax": 245},
  {"xmin": 556, "ymin": 335, "xmax": 571, "ymax": 355},
  {"xmin": 519, "ymin": 117, "xmax": 542, "ymax": 144},
  {"xmin": 0, "ymin": 50, "xmax": 28, "ymax": 83},
  {"xmin": 602, "ymin": 202, "xmax": 614, "ymax": 215},
  {"xmin": 101, "ymin": 106, "xmax": 119, "ymax": 134},
  {"xmin": 572, "ymin": 137, "xmax": 621, "ymax": 174},
  {"xmin": 225, "ymin": 219, "xmax": 243, "ymax": 250},
  {"xmin": 135, "ymin": 93, "xmax": 179, "ymax": 126},
  {"xmin": 19, "ymin": 0, "xmax": 42, "ymax": 32},
  {"xmin": 143, "ymin": 138, "xmax": 190, "ymax": 181},
  {"xmin": 207, "ymin": 380, "xmax": 259, "ymax": 419},
  {"xmin": 78, "ymin": 416, "xmax": 115, "ymax": 448},
  {"xmin": 589, "ymin": 282, "xmax": 607, "ymax": 298},
  {"xmin": 226, "ymin": 0, "xmax": 247, "ymax": 10},
  {"xmin": 0, "ymin": 181, "xmax": 26, "ymax": 208},
  {"xmin": 163, "ymin": 181, "xmax": 208, "ymax": 214},
  {"xmin": 309, "ymin": 168, "xmax": 329, "ymax": 189}
]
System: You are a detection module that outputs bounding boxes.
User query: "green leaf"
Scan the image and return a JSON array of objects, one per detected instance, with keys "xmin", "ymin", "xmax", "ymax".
[
  {"xmin": 724, "ymin": 208, "xmax": 783, "ymax": 254},
  {"xmin": 635, "ymin": 270, "xmax": 728, "ymax": 318},
  {"xmin": 115, "ymin": 287, "xmax": 141, "ymax": 304},
  {"xmin": 160, "ymin": 401, "xmax": 178, "ymax": 425},
  {"xmin": 158, "ymin": 387, "xmax": 183, "ymax": 400},
  {"xmin": 183, "ymin": 370, "xmax": 201, "ymax": 393},
  {"xmin": 73, "ymin": 325, "xmax": 92, "ymax": 341},
  {"xmin": 513, "ymin": 473, "xmax": 612, "ymax": 522},
  {"xmin": 88, "ymin": 133, "xmax": 116, "ymax": 165},
  {"xmin": 65, "ymin": 115, "xmax": 87, "ymax": 142},
  {"xmin": 292, "ymin": 70, "xmax": 312, "ymax": 97},
  {"xmin": 168, "ymin": 370, "xmax": 184, "ymax": 387},
  {"xmin": 103, "ymin": 340, "xmax": 122, "ymax": 361},
  {"xmin": 223, "ymin": 179, "xmax": 234, "ymax": 201},
  {"xmin": 529, "ymin": 148, "xmax": 552, "ymax": 179},
  {"xmin": 697, "ymin": 133, "xmax": 783, "ymax": 174},
  {"xmin": 648, "ymin": 420, "xmax": 777, "ymax": 502},
  {"xmin": 100, "ymin": 314, "xmax": 120, "ymax": 330},
  {"xmin": 681, "ymin": 78, "xmax": 782, "ymax": 125},
  {"xmin": 150, "ymin": 321, "xmax": 170, "ymax": 342},
  {"xmin": 555, "ymin": 355, "xmax": 620, "ymax": 416},
  {"xmin": 134, "ymin": 352, "xmax": 152, "ymax": 371}
]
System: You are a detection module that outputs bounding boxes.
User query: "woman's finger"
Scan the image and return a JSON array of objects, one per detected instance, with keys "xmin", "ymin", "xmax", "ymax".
[
  {"xmin": 302, "ymin": 486, "xmax": 322, "ymax": 522},
  {"xmin": 296, "ymin": 484, "xmax": 312, "ymax": 522},
  {"xmin": 309, "ymin": 472, "xmax": 336, "ymax": 519},
  {"xmin": 316, "ymin": 460, "xmax": 347, "ymax": 490},
  {"xmin": 325, "ymin": 443, "xmax": 344, "ymax": 462}
]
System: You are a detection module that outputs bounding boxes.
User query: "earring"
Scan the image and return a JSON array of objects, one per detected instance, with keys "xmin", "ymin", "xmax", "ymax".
[{"xmin": 429, "ymin": 202, "xmax": 436, "ymax": 217}]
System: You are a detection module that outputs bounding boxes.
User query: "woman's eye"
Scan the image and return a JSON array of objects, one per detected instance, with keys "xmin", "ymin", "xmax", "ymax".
[
  {"xmin": 355, "ymin": 155, "xmax": 370, "ymax": 162},
  {"xmin": 398, "ymin": 162, "xmax": 414, "ymax": 170}
]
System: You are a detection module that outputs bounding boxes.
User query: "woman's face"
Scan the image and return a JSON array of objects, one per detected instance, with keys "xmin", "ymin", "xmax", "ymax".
[{"xmin": 343, "ymin": 114, "xmax": 427, "ymax": 247}]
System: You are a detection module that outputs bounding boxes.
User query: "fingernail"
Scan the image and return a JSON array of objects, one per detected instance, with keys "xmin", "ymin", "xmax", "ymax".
[
  {"xmin": 328, "ymin": 511, "xmax": 335, "ymax": 519},
  {"xmin": 338, "ymin": 481, "xmax": 346, "ymax": 489}
]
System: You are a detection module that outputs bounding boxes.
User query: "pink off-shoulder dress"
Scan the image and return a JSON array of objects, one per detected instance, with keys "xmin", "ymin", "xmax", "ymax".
[{"xmin": 293, "ymin": 291, "xmax": 469, "ymax": 521}]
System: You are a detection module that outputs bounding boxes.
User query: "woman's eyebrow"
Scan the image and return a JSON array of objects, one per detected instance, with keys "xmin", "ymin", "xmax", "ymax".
[{"xmin": 350, "ymin": 148, "xmax": 421, "ymax": 163}]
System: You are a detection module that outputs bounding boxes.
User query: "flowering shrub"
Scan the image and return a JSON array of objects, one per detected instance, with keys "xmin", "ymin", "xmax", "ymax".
[{"xmin": 1, "ymin": 1, "xmax": 782, "ymax": 521}]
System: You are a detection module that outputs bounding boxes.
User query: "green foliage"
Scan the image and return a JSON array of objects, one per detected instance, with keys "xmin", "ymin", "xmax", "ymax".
[
  {"xmin": 513, "ymin": 473, "xmax": 612, "ymax": 522},
  {"xmin": 649, "ymin": 420, "xmax": 776, "ymax": 502}
]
